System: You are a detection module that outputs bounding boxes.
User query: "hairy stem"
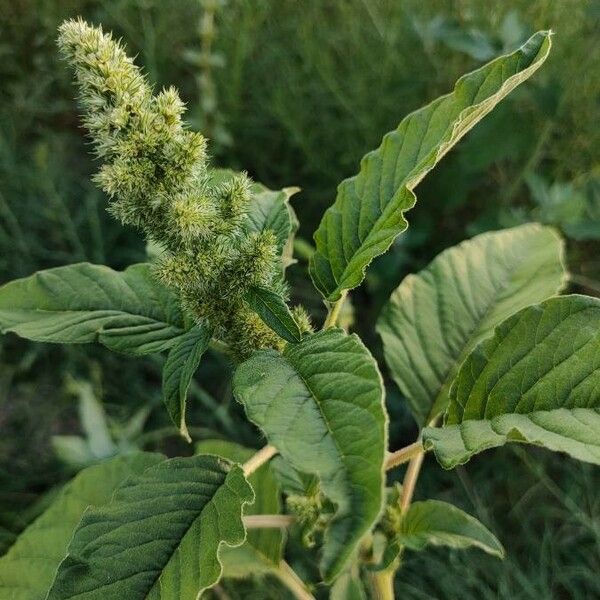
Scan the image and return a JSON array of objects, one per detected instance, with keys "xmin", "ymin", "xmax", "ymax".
[
  {"xmin": 243, "ymin": 514, "xmax": 295, "ymax": 529},
  {"xmin": 385, "ymin": 440, "xmax": 423, "ymax": 470},
  {"xmin": 274, "ymin": 561, "xmax": 316, "ymax": 600},
  {"xmin": 323, "ymin": 291, "xmax": 347, "ymax": 329},
  {"xmin": 242, "ymin": 444, "xmax": 278, "ymax": 476},
  {"xmin": 400, "ymin": 449, "xmax": 425, "ymax": 514}
]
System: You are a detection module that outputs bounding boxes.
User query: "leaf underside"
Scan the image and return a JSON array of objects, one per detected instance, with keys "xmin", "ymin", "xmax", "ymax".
[
  {"xmin": 377, "ymin": 224, "xmax": 566, "ymax": 425},
  {"xmin": 47, "ymin": 455, "xmax": 254, "ymax": 600},
  {"xmin": 0, "ymin": 263, "xmax": 186, "ymax": 355},
  {"xmin": 398, "ymin": 500, "xmax": 504, "ymax": 557},
  {"xmin": 233, "ymin": 328, "xmax": 387, "ymax": 582},
  {"xmin": 424, "ymin": 295, "xmax": 600, "ymax": 468},
  {"xmin": 310, "ymin": 31, "xmax": 552, "ymax": 302},
  {"xmin": 0, "ymin": 453, "xmax": 162, "ymax": 600}
]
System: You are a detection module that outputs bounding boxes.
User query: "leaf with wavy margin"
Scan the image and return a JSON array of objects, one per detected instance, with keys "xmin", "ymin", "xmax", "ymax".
[
  {"xmin": 377, "ymin": 224, "xmax": 566, "ymax": 425},
  {"xmin": 310, "ymin": 31, "xmax": 552, "ymax": 302},
  {"xmin": 46, "ymin": 455, "xmax": 254, "ymax": 600},
  {"xmin": 423, "ymin": 295, "xmax": 600, "ymax": 468}
]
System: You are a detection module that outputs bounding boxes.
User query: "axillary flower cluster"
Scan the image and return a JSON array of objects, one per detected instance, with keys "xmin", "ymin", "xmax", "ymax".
[{"xmin": 58, "ymin": 18, "xmax": 290, "ymax": 359}]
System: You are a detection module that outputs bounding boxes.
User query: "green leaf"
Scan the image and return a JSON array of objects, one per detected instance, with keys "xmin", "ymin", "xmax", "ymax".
[
  {"xmin": 377, "ymin": 224, "xmax": 566, "ymax": 425},
  {"xmin": 233, "ymin": 329, "xmax": 387, "ymax": 582},
  {"xmin": 309, "ymin": 31, "xmax": 552, "ymax": 302},
  {"xmin": 0, "ymin": 453, "xmax": 162, "ymax": 600},
  {"xmin": 398, "ymin": 500, "xmax": 504, "ymax": 557},
  {"xmin": 0, "ymin": 263, "xmax": 187, "ymax": 355},
  {"xmin": 330, "ymin": 565, "xmax": 367, "ymax": 600},
  {"xmin": 196, "ymin": 439, "xmax": 283, "ymax": 576},
  {"xmin": 162, "ymin": 325, "xmax": 212, "ymax": 441},
  {"xmin": 423, "ymin": 295, "xmax": 600, "ymax": 468},
  {"xmin": 47, "ymin": 454, "xmax": 254, "ymax": 600},
  {"xmin": 244, "ymin": 285, "xmax": 302, "ymax": 343}
]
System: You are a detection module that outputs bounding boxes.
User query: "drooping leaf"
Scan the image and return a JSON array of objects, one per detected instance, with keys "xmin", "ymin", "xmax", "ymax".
[
  {"xmin": 196, "ymin": 439, "xmax": 283, "ymax": 576},
  {"xmin": 309, "ymin": 31, "xmax": 552, "ymax": 302},
  {"xmin": 0, "ymin": 453, "xmax": 162, "ymax": 600},
  {"xmin": 244, "ymin": 285, "xmax": 302, "ymax": 343},
  {"xmin": 330, "ymin": 564, "xmax": 367, "ymax": 600},
  {"xmin": 47, "ymin": 455, "xmax": 254, "ymax": 600},
  {"xmin": 162, "ymin": 325, "xmax": 212, "ymax": 441},
  {"xmin": 233, "ymin": 328, "xmax": 387, "ymax": 582},
  {"xmin": 423, "ymin": 295, "xmax": 600, "ymax": 468},
  {"xmin": 398, "ymin": 500, "xmax": 504, "ymax": 557},
  {"xmin": 377, "ymin": 224, "xmax": 566, "ymax": 425},
  {"xmin": 0, "ymin": 263, "xmax": 187, "ymax": 355}
]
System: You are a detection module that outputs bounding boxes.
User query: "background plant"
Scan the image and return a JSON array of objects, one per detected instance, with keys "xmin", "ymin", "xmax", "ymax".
[{"xmin": 0, "ymin": 2, "xmax": 599, "ymax": 598}]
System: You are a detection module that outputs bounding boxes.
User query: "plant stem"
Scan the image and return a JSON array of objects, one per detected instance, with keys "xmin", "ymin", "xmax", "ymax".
[
  {"xmin": 274, "ymin": 561, "xmax": 316, "ymax": 600},
  {"xmin": 400, "ymin": 449, "xmax": 425, "ymax": 514},
  {"xmin": 242, "ymin": 444, "xmax": 278, "ymax": 476},
  {"xmin": 385, "ymin": 440, "xmax": 423, "ymax": 470},
  {"xmin": 323, "ymin": 291, "xmax": 347, "ymax": 329},
  {"xmin": 243, "ymin": 514, "xmax": 295, "ymax": 529},
  {"xmin": 368, "ymin": 567, "xmax": 395, "ymax": 600}
]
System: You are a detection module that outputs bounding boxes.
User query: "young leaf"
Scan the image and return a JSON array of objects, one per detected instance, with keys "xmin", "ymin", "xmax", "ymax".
[
  {"xmin": 47, "ymin": 455, "xmax": 254, "ymax": 600},
  {"xmin": 423, "ymin": 295, "xmax": 600, "ymax": 468},
  {"xmin": 233, "ymin": 329, "xmax": 387, "ymax": 582},
  {"xmin": 377, "ymin": 224, "xmax": 566, "ymax": 425},
  {"xmin": 0, "ymin": 263, "xmax": 187, "ymax": 355},
  {"xmin": 244, "ymin": 285, "xmax": 302, "ymax": 343},
  {"xmin": 0, "ymin": 453, "xmax": 162, "ymax": 600},
  {"xmin": 162, "ymin": 325, "xmax": 212, "ymax": 441},
  {"xmin": 196, "ymin": 439, "xmax": 283, "ymax": 576},
  {"xmin": 309, "ymin": 31, "xmax": 552, "ymax": 302},
  {"xmin": 398, "ymin": 500, "xmax": 504, "ymax": 557}
]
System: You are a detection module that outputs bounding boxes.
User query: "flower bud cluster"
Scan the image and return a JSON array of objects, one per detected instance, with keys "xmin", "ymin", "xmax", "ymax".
[{"xmin": 58, "ymin": 18, "xmax": 282, "ymax": 358}]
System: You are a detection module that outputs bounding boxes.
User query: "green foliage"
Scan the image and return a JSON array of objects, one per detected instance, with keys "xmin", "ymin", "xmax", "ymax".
[
  {"xmin": 424, "ymin": 295, "xmax": 600, "ymax": 469},
  {"xmin": 377, "ymin": 223, "xmax": 566, "ymax": 425},
  {"xmin": 47, "ymin": 455, "xmax": 253, "ymax": 600},
  {"xmin": 0, "ymin": 453, "xmax": 161, "ymax": 600},
  {"xmin": 233, "ymin": 328, "xmax": 386, "ymax": 581},
  {"xmin": 196, "ymin": 440, "xmax": 283, "ymax": 576},
  {"xmin": 397, "ymin": 500, "xmax": 504, "ymax": 558},
  {"xmin": 1, "ymin": 12, "xmax": 599, "ymax": 600},
  {"xmin": 309, "ymin": 31, "xmax": 551, "ymax": 302},
  {"xmin": 0, "ymin": 263, "xmax": 186, "ymax": 355},
  {"xmin": 162, "ymin": 325, "xmax": 212, "ymax": 441}
]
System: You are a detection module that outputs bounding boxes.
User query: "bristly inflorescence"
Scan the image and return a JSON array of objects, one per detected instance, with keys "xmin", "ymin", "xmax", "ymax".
[{"xmin": 58, "ymin": 18, "xmax": 283, "ymax": 358}]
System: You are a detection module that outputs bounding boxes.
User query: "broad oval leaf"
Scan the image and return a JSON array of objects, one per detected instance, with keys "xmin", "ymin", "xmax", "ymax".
[
  {"xmin": 196, "ymin": 439, "xmax": 283, "ymax": 577},
  {"xmin": 162, "ymin": 325, "xmax": 212, "ymax": 441},
  {"xmin": 244, "ymin": 285, "xmax": 302, "ymax": 343},
  {"xmin": 423, "ymin": 295, "xmax": 600, "ymax": 468},
  {"xmin": 0, "ymin": 453, "xmax": 162, "ymax": 600},
  {"xmin": 0, "ymin": 263, "xmax": 187, "ymax": 355},
  {"xmin": 233, "ymin": 328, "xmax": 387, "ymax": 582},
  {"xmin": 309, "ymin": 31, "xmax": 552, "ymax": 302},
  {"xmin": 398, "ymin": 500, "xmax": 504, "ymax": 557},
  {"xmin": 47, "ymin": 455, "xmax": 254, "ymax": 600},
  {"xmin": 377, "ymin": 224, "xmax": 566, "ymax": 425}
]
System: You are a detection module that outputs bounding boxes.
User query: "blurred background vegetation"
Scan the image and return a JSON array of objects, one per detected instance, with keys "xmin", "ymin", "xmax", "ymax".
[{"xmin": 1, "ymin": 1, "xmax": 599, "ymax": 597}]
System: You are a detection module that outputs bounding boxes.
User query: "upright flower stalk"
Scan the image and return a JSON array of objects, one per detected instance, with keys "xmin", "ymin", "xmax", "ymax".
[{"xmin": 58, "ymin": 18, "xmax": 283, "ymax": 358}]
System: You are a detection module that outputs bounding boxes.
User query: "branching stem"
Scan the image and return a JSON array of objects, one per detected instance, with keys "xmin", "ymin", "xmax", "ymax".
[
  {"xmin": 385, "ymin": 440, "xmax": 423, "ymax": 470},
  {"xmin": 400, "ymin": 449, "xmax": 425, "ymax": 514},
  {"xmin": 322, "ymin": 291, "xmax": 347, "ymax": 329},
  {"xmin": 243, "ymin": 514, "xmax": 295, "ymax": 529},
  {"xmin": 242, "ymin": 444, "xmax": 278, "ymax": 476},
  {"xmin": 274, "ymin": 561, "xmax": 316, "ymax": 600}
]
